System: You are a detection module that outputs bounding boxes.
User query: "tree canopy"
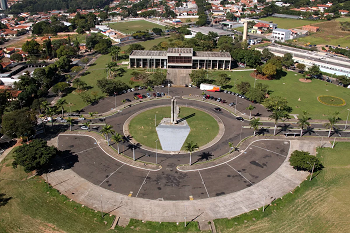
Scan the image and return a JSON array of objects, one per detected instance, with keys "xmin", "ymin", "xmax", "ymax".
[
  {"xmin": 12, "ymin": 139, "xmax": 57, "ymax": 173},
  {"xmin": 289, "ymin": 150, "xmax": 323, "ymax": 172},
  {"xmin": 1, "ymin": 109, "xmax": 36, "ymax": 139}
]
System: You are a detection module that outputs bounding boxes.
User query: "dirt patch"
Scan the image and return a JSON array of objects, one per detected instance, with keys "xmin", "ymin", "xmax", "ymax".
[
  {"xmin": 299, "ymin": 78, "xmax": 312, "ymax": 83},
  {"xmin": 250, "ymin": 72, "xmax": 270, "ymax": 80}
]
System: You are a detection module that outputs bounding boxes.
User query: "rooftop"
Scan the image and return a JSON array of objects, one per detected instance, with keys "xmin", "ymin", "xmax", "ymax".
[
  {"xmin": 167, "ymin": 48, "xmax": 193, "ymax": 54},
  {"xmin": 130, "ymin": 50, "xmax": 167, "ymax": 56},
  {"xmin": 195, "ymin": 51, "xmax": 231, "ymax": 58},
  {"xmin": 190, "ymin": 26, "xmax": 234, "ymax": 36}
]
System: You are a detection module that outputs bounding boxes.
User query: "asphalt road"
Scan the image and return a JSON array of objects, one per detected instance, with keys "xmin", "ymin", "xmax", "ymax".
[{"xmin": 58, "ymin": 135, "xmax": 289, "ymax": 200}]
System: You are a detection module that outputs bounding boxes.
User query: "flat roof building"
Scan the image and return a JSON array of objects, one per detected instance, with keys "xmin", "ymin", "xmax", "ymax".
[{"xmin": 129, "ymin": 48, "xmax": 232, "ymax": 70}]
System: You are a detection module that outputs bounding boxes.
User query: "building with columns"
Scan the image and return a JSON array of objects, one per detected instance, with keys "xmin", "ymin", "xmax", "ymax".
[{"xmin": 129, "ymin": 48, "xmax": 232, "ymax": 70}]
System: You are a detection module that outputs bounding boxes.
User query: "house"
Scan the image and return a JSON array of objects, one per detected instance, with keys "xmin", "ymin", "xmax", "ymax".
[
  {"xmin": 339, "ymin": 10, "xmax": 349, "ymax": 15},
  {"xmin": 302, "ymin": 25, "xmax": 320, "ymax": 32},
  {"xmin": 272, "ymin": 28, "xmax": 291, "ymax": 42}
]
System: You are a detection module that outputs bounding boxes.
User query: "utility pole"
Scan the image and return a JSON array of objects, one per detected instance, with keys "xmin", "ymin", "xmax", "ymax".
[{"xmin": 345, "ymin": 109, "xmax": 350, "ymax": 130}]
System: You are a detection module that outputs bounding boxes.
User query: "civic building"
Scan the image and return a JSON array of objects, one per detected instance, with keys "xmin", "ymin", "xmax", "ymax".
[{"xmin": 129, "ymin": 48, "xmax": 232, "ymax": 70}]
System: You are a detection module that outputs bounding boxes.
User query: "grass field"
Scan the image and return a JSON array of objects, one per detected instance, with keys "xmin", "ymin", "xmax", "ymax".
[
  {"xmin": 214, "ymin": 142, "xmax": 350, "ymax": 232},
  {"xmin": 261, "ymin": 17, "xmax": 320, "ymax": 29},
  {"xmin": 109, "ymin": 20, "xmax": 165, "ymax": 34},
  {"xmin": 120, "ymin": 37, "xmax": 169, "ymax": 52},
  {"xmin": 208, "ymin": 70, "xmax": 350, "ymax": 120},
  {"xmin": 0, "ymin": 148, "xmax": 202, "ymax": 232},
  {"xmin": 293, "ymin": 18, "xmax": 350, "ymax": 47},
  {"xmin": 128, "ymin": 106, "xmax": 219, "ymax": 150}
]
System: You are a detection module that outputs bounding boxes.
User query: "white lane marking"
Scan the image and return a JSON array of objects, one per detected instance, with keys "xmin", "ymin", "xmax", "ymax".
[
  {"xmin": 59, "ymin": 134, "xmax": 161, "ymax": 171},
  {"xmin": 251, "ymin": 145, "xmax": 287, "ymax": 158},
  {"xmin": 198, "ymin": 171, "xmax": 210, "ymax": 198},
  {"xmin": 76, "ymin": 146, "xmax": 99, "ymax": 154},
  {"xmin": 225, "ymin": 162, "xmax": 253, "ymax": 185},
  {"xmin": 99, "ymin": 164, "xmax": 125, "ymax": 186},
  {"xmin": 136, "ymin": 171, "xmax": 150, "ymax": 197}
]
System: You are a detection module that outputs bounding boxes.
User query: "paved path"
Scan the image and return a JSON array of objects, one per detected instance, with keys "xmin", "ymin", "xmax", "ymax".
[{"xmin": 45, "ymin": 138, "xmax": 329, "ymax": 222}]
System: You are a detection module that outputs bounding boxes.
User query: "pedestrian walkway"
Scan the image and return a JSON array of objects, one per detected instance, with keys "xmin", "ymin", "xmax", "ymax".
[{"xmin": 45, "ymin": 138, "xmax": 324, "ymax": 223}]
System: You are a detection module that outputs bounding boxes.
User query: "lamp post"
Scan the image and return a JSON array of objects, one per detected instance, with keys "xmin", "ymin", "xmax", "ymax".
[
  {"xmin": 235, "ymin": 94, "xmax": 238, "ymax": 114},
  {"xmin": 345, "ymin": 109, "xmax": 350, "ymax": 130},
  {"xmin": 155, "ymin": 139, "xmax": 158, "ymax": 164},
  {"xmin": 133, "ymin": 146, "xmax": 135, "ymax": 161}
]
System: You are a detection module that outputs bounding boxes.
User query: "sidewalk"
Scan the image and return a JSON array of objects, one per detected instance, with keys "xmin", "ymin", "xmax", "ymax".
[{"xmin": 45, "ymin": 139, "xmax": 326, "ymax": 223}]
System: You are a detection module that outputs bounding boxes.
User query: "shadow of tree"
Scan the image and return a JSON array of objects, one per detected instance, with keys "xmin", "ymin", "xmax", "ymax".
[
  {"xmin": 193, "ymin": 152, "xmax": 213, "ymax": 164},
  {"xmin": 0, "ymin": 193, "xmax": 12, "ymax": 207}
]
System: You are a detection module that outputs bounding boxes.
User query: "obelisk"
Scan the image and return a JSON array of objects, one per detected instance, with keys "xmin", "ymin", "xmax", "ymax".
[{"xmin": 171, "ymin": 98, "xmax": 177, "ymax": 124}]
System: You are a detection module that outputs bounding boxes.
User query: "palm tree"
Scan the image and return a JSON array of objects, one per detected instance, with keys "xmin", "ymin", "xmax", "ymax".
[
  {"xmin": 185, "ymin": 141, "xmax": 199, "ymax": 165},
  {"xmin": 297, "ymin": 111, "xmax": 311, "ymax": 137},
  {"xmin": 249, "ymin": 117, "xmax": 262, "ymax": 136},
  {"xmin": 89, "ymin": 111, "xmax": 98, "ymax": 117},
  {"xmin": 105, "ymin": 61, "xmax": 118, "ymax": 79},
  {"xmin": 228, "ymin": 142, "xmax": 233, "ymax": 152},
  {"xmin": 101, "ymin": 124, "xmax": 115, "ymax": 146},
  {"xmin": 46, "ymin": 107, "xmax": 56, "ymax": 126},
  {"xmin": 324, "ymin": 112, "xmax": 341, "ymax": 137},
  {"xmin": 55, "ymin": 99, "xmax": 67, "ymax": 118},
  {"xmin": 72, "ymin": 79, "xmax": 87, "ymax": 91},
  {"xmin": 246, "ymin": 104, "xmax": 255, "ymax": 119},
  {"xmin": 110, "ymin": 46, "xmax": 121, "ymax": 62},
  {"xmin": 83, "ymin": 122, "xmax": 90, "ymax": 131},
  {"xmin": 269, "ymin": 109, "xmax": 289, "ymax": 136},
  {"xmin": 111, "ymin": 133, "xmax": 124, "ymax": 154},
  {"xmin": 67, "ymin": 117, "xmax": 74, "ymax": 131}
]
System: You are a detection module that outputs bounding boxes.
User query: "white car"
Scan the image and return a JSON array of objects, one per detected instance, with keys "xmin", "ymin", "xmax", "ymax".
[{"xmin": 80, "ymin": 126, "xmax": 89, "ymax": 130}]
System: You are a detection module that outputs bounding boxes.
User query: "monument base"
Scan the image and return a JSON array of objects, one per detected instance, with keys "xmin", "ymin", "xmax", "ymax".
[{"xmin": 156, "ymin": 118, "xmax": 190, "ymax": 152}]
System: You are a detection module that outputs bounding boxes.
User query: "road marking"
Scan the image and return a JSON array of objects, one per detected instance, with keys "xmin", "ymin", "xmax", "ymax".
[
  {"xmin": 98, "ymin": 164, "xmax": 125, "ymax": 186},
  {"xmin": 198, "ymin": 171, "xmax": 210, "ymax": 198},
  {"xmin": 76, "ymin": 146, "xmax": 99, "ymax": 154},
  {"xmin": 136, "ymin": 171, "xmax": 150, "ymax": 197},
  {"xmin": 128, "ymin": 191, "xmax": 133, "ymax": 197},
  {"xmin": 189, "ymin": 196, "xmax": 193, "ymax": 200},
  {"xmin": 225, "ymin": 163, "xmax": 253, "ymax": 185},
  {"xmin": 251, "ymin": 145, "xmax": 287, "ymax": 158}
]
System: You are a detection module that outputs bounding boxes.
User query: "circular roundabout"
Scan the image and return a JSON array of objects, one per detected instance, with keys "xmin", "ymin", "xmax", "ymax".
[
  {"xmin": 317, "ymin": 95, "xmax": 346, "ymax": 106},
  {"xmin": 57, "ymin": 91, "xmax": 291, "ymax": 201}
]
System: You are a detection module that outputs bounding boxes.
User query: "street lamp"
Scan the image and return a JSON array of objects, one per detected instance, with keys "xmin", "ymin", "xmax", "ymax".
[
  {"xmin": 345, "ymin": 109, "xmax": 350, "ymax": 130},
  {"xmin": 155, "ymin": 139, "xmax": 158, "ymax": 164}
]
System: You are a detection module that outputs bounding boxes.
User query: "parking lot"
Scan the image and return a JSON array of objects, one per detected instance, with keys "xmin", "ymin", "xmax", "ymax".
[{"xmin": 58, "ymin": 135, "xmax": 289, "ymax": 200}]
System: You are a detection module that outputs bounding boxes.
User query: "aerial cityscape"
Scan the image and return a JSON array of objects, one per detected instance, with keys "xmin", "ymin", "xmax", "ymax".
[{"xmin": 0, "ymin": 0, "xmax": 349, "ymax": 232}]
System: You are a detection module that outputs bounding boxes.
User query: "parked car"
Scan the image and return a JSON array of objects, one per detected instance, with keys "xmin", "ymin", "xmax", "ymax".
[
  {"xmin": 214, "ymin": 107, "xmax": 221, "ymax": 112},
  {"xmin": 81, "ymin": 126, "xmax": 89, "ymax": 130},
  {"xmin": 236, "ymin": 117, "xmax": 244, "ymax": 121},
  {"xmin": 229, "ymin": 102, "xmax": 235, "ymax": 107},
  {"xmin": 153, "ymin": 93, "xmax": 156, "ymax": 97}
]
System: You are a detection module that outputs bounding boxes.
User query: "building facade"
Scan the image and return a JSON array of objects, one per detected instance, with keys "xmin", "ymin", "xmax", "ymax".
[
  {"xmin": 0, "ymin": 0, "xmax": 7, "ymax": 10},
  {"xmin": 272, "ymin": 28, "xmax": 291, "ymax": 42},
  {"xmin": 129, "ymin": 48, "xmax": 232, "ymax": 70}
]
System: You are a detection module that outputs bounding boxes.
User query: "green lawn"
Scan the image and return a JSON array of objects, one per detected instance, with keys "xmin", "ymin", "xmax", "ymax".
[
  {"xmin": 261, "ymin": 17, "xmax": 321, "ymax": 29},
  {"xmin": 0, "ymin": 148, "xmax": 203, "ymax": 232},
  {"xmin": 214, "ymin": 142, "xmax": 350, "ymax": 232},
  {"xmin": 128, "ymin": 106, "xmax": 219, "ymax": 150},
  {"xmin": 120, "ymin": 37, "xmax": 169, "ymax": 52},
  {"xmin": 109, "ymin": 20, "xmax": 165, "ymax": 34},
  {"xmin": 208, "ymin": 70, "xmax": 350, "ymax": 120}
]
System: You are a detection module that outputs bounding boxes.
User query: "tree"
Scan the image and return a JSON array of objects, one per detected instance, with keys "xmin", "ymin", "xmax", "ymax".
[
  {"xmin": 46, "ymin": 107, "xmax": 56, "ymax": 126},
  {"xmin": 297, "ymin": 111, "xmax": 311, "ymax": 137},
  {"xmin": 86, "ymin": 33, "xmax": 102, "ymax": 51},
  {"xmin": 152, "ymin": 27, "xmax": 163, "ymax": 35},
  {"xmin": 55, "ymin": 99, "xmax": 67, "ymax": 117},
  {"xmin": 263, "ymin": 96, "xmax": 291, "ymax": 112},
  {"xmin": 110, "ymin": 46, "xmax": 121, "ymax": 62},
  {"xmin": 306, "ymin": 64, "xmax": 322, "ymax": 78},
  {"xmin": 236, "ymin": 81, "xmax": 251, "ymax": 95},
  {"xmin": 12, "ymin": 139, "xmax": 57, "ymax": 173},
  {"xmin": 71, "ymin": 66, "xmax": 83, "ymax": 73},
  {"xmin": 10, "ymin": 53, "xmax": 23, "ymax": 62},
  {"xmin": 97, "ymin": 79, "xmax": 129, "ymax": 96},
  {"xmin": 189, "ymin": 69, "xmax": 208, "ymax": 87},
  {"xmin": 111, "ymin": 133, "xmax": 124, "ymax": 154},
  {"xmin": 185, "ymin": 141, "xmax": 199, "ymax": 165},
  {"xmin": 216, "ymin": 73, "xmax": 229, "ymax": 87},
  {"xmin": 105, "ymin": 61, "xmax": 118, "ymax": 79},
  {"xmin": 22, "ymin": 39, "xmax": 40, "ymax": 56},
  {"xmin": 72, "ymin": 79, "xmax": 87, "ymax": 91},
  {"xmin": 324, "ymin": 112, "xmax": 341, "ymax": 137},
  {"xmin": 83, "ymin": 122, "xmax": 90, "ymax": 131},
  {"xmin": 249, "ymin": 117, "xmax": 262, "ymax": 136},
  {"xmin": 261, "ymin": 48, "xmax": 274, "ymax": 61},
  {"xmin": 56, "ymin": 45, "xmax": 78, "ymax": 58},
  {"xmin": 101, "ymin": 124, "xmax": 115, "ymax": 146},
  {"xmin": 289, "ymin": 150, "xmax": 323, "ymax": 172},
  {"xmin": 56, "ymin": 56, "xmax": 72, "ymax": 72},
  {"xmin": 126, "ymin": 44, "xmax": 145, "ymax": 54},
  {"xmin": 94, "ymin": 38, "xmax": 112, "ymax": 54},
  {"xmin": 282, "ymin": 53, "xmax": 294, "ymax": 68},
  {"xmin": 246, "ymin": 104, "xmax": 255, "ymax": 119},
  {"xmin": 52, "ymin": 82, "xmax": 69, "ymax": 96},
  {"xmin": 67, "ymin": 117, "xmax": 74, "ymax": 131},
  {"xmin": 262, "ymin": 63, "xmax": 277, "ymax": 78},
  {"xmin": 296, "ymin": 63, "xmax": 306, "ymax": 72},
  {"xmin": 1, "ymin": 109, "xmax": 36, "ymax": 139},
  {"xmin": 152, "ymin": 70, "xmax": 166, "ymax": 85},
  {"xmin": 269, "ymin": 109, "xmax": 289, "ymax": 136}
]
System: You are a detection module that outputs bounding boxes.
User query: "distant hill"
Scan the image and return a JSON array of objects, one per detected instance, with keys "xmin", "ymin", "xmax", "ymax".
[{"xmin": 8, "ymin": 0, "xmax": 113, "ymax": 14}]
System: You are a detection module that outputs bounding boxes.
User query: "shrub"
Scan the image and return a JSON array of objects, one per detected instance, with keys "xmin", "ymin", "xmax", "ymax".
[{"xmin": 289, "ymin": 150, "xmax": 323, "ymax": 172}]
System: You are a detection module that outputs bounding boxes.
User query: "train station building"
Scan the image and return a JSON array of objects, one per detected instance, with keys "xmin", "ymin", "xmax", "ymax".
[{"xmin": 129, "ymin": 48, "xmax": 232, "ymax": 70}]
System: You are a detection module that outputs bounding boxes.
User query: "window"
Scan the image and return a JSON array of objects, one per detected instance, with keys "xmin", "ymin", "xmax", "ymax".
[{"xmin": 168, "ymin": 56, "xmax": 192, "ymax": 64}]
